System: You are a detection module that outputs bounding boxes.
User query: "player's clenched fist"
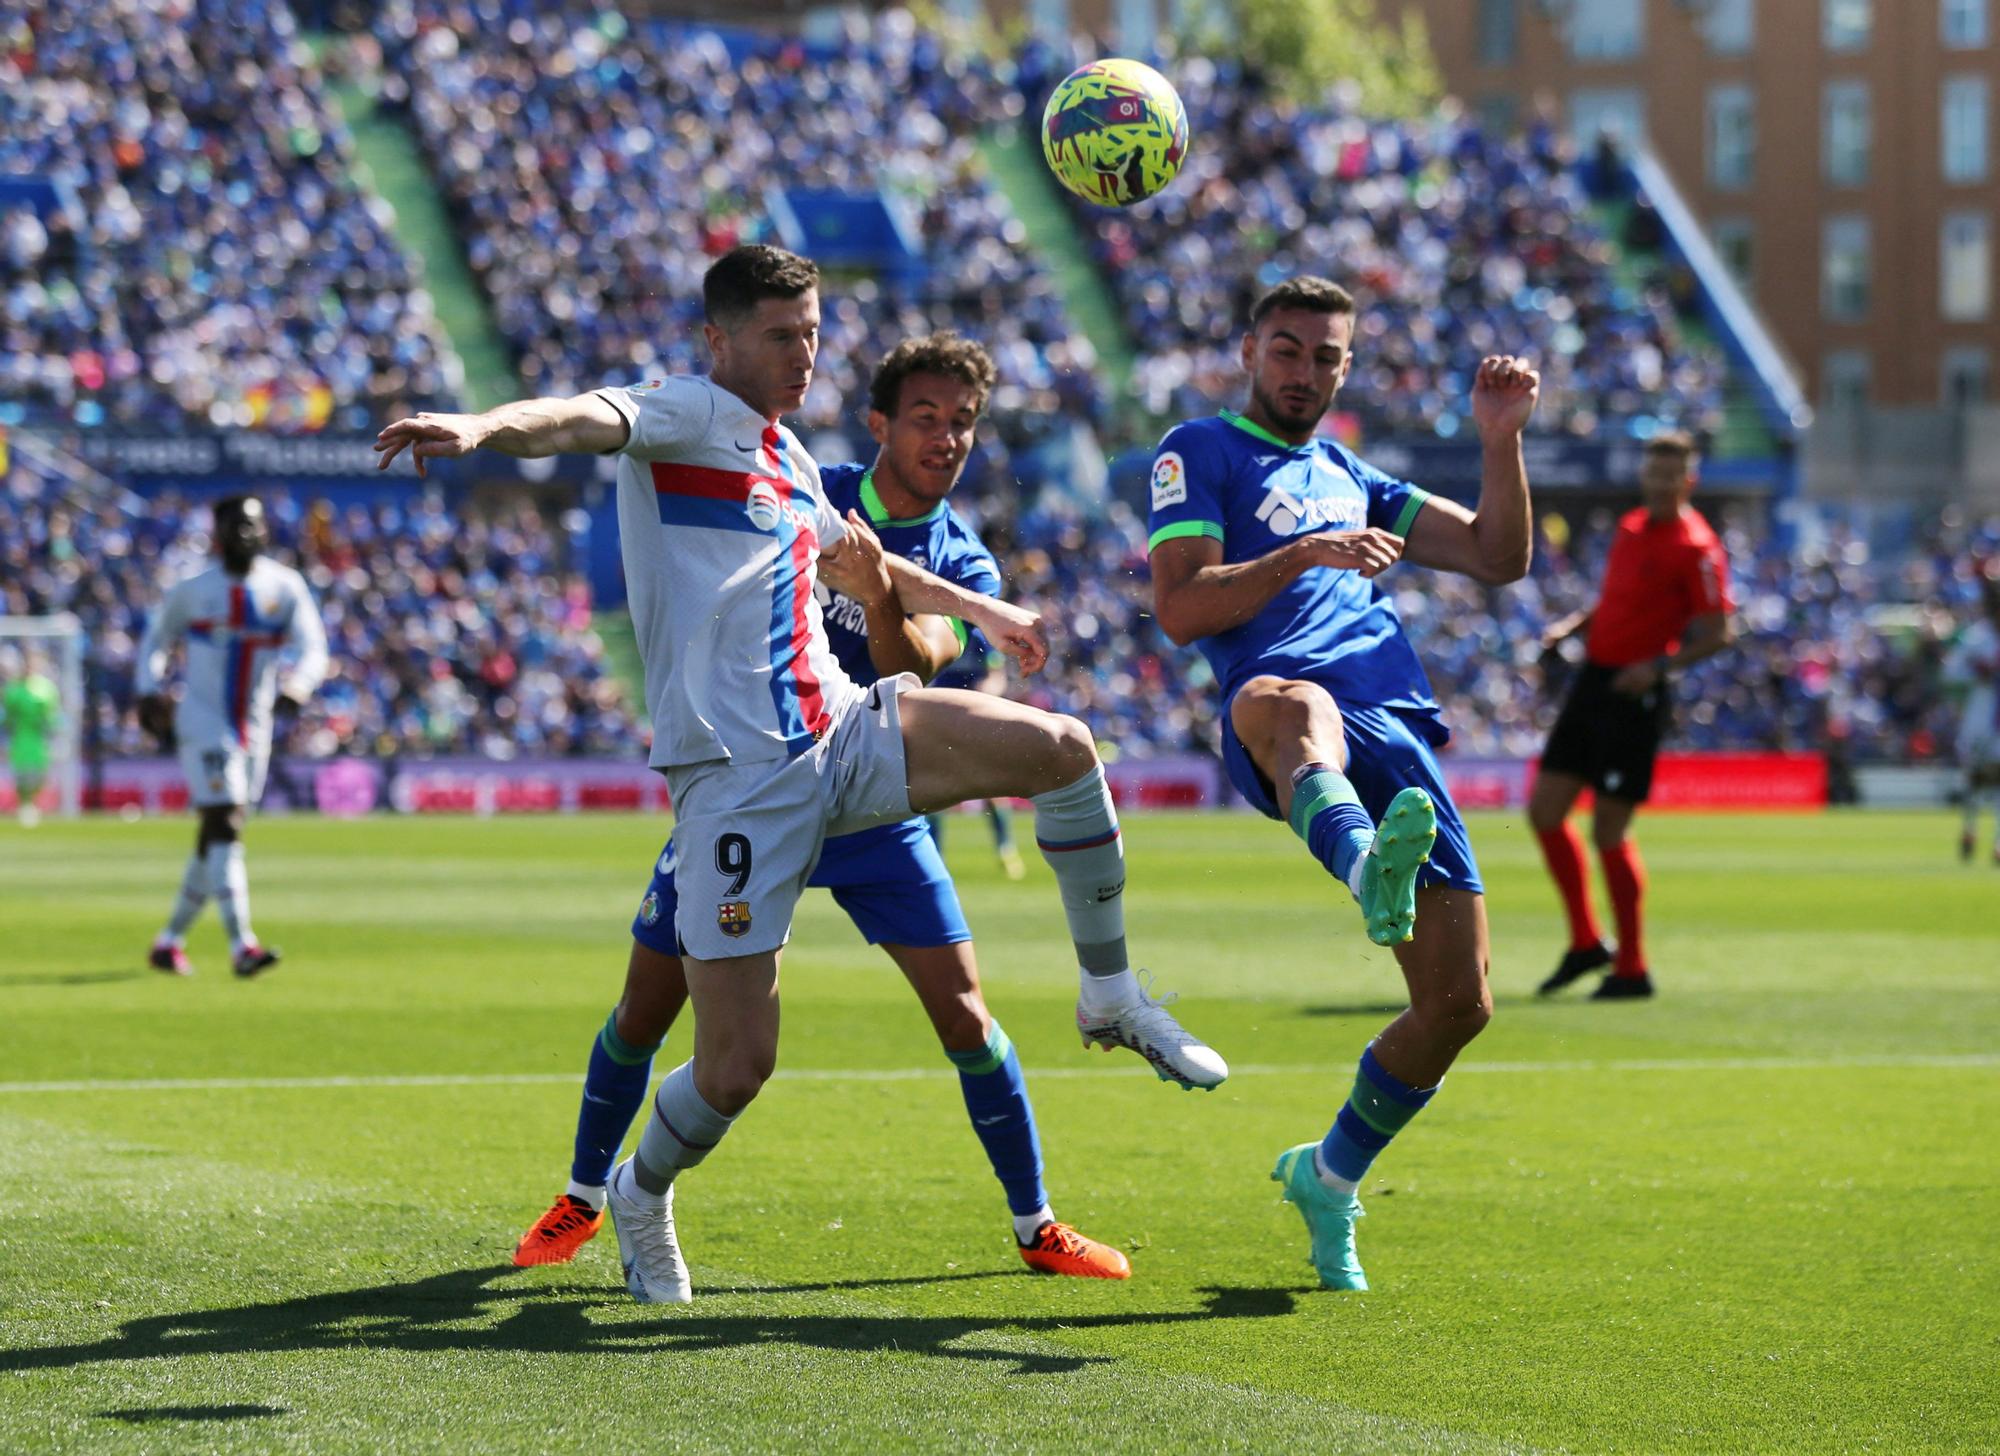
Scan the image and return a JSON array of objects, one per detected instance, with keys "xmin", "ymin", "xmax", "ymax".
[
  {"xmin": 1306, "ymin": 527, "xmax": 1403, "ymax": 579},
  {"xmin": 1471, "ymin": 355, "xmax": 1541, "ymax": 441},
  {"xmin": 820, "ymin": 511, "xmax": 896, "ymax": 608},
  {"xmin": 373, "ymin": 412, "xmax": 490, "ymax": 477}
]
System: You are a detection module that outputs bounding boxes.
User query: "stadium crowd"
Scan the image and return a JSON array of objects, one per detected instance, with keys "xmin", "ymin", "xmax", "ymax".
[
  {"xmin": 1, "ymin": 454, "xmax": 642, "ymax": 761},
  {"xmin": 0, "ymin": 0, "xmax": 457, "ymax": 435},
  {"xmin": 1, "ymin": 428, "xmax": 1985, "ymax": 774},
  {"xmin": 361, "ymin": 0, "xmax": 1099, "ymax": 492},
  {"xmin": 1017, "ymin": 43, "xmax": 1728, "ymax": 444}
]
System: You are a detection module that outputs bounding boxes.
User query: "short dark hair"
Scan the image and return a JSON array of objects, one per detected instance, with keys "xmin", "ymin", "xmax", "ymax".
[
  {"xmin": 212, "ymin": 494, "xmax": 262, "ymax": 531},
  {"xmin": 702, "ymin": 245, "xmax": 819, "ymax": 328},
  {"xmin": 868, "ymin": 332, "xmax": 999, "ymax": 417},
  {"xmin": 1643, "ymin": 429, "xmax": 1701, "ymax": 463},
  {"xmin": 1249, "ymin": 276, "xmax": 1356, "ymax": 331}
]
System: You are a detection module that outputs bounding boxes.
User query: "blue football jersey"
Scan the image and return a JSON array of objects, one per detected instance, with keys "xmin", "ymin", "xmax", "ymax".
[
  {"xmin": 818, "ymin": 462, "xmax": 1004, "ymax": 687},
  {"xmin": 1146, "ymin": 411, "xmax": 1444, "ymax": 731}
]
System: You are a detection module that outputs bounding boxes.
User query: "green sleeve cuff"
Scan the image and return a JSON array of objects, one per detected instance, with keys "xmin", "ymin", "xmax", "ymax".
[
  {"xmin": 1148, "ymin": 519, "xmax": 1225, "ymax": 552},
  {"xmin": 1390, "ymin": 490, "xmax": 1431, "ymax": 538},
  {"xmin": 948, "ymin": 617, "xmax": 969, "ymax": 650}
]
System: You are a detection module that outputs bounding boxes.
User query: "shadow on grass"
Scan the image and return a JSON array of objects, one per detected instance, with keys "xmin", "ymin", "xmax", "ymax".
[
  {"xmin": 1, "ymin": 969, "xmax": 149, "ymax": 987},
  {"xmin": 1299, "ymin": 992, "xmax": 1554, "ymax": 1020},
  {"xmin": 11, "ymin": 1264, "xmax": 1305, "ymax": 1377},
  {"xmin": 100, "ymin": 1404, "xmax": 287, "ymax": 1424}
]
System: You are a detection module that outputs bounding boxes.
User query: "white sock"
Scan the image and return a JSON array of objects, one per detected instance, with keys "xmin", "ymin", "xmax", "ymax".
[
  {"xmin": 567, "ymin": 1178, "xmax": 608, "ymax": 1212},
  {"xmin": 1012, "ymin": 1205, "xmax": 1055, "ymax": 1245},
  {"xmin": 612, "ymin": 1157, "xmax": 664, "ymax": 1209},
  {"xmin": 204, "ymin": 841, "xmax": 254, "ymax": 954},
  {"xmin": 1031, "ymin": 766, "xmax": 1129, "ymax": 982},
  {"xmin": 1344, "ymin": 846, "xmax": 1370, "ymax": 900},
  {"xmin": 1313, "ymin": 1144, "xmax": 1360, "ymax": 1195},
  {"xmin": 161, "ymin": 852, "xmax": 210, "ymax": 945},
  {"xmin": 1077, "ymin": 967, "xmax": 1139, "ymax": 1012}
]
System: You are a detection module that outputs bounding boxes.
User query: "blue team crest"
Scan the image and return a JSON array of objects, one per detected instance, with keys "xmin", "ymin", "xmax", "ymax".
[{"xmin": 640, "ymin": 891, "xmax": 661, "ymax": 926}]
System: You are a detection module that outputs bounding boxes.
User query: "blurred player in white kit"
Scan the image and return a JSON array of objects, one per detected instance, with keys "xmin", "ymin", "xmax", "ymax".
[{"xmin": 136, "ymin": 495, "xmax": 328, "ymax": 977}]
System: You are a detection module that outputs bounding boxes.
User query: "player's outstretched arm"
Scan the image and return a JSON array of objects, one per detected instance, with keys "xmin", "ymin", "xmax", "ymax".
[
  {"xmin": 831, "ymin": 519, "xmax": 1046, "ymax": 674},
  {"xmin": 817, "ymin": 511, "xmax": 964, "ymax": 682},
  {"xmin": 1150, "ymin": 530, "xmax": 1403, "ymax": 647},
  {"xmin": 1402, "ymin": 355, "xmax": 1539, "ymax": 586},
  {"xmin": 372, "ymin": 395, "xmax": 630, "ymax": 477}
]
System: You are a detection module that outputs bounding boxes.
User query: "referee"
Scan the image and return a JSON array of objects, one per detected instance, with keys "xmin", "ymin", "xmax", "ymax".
[{"xmin": 1528, "ymin": 432, "xmax": 1736, "ymax": 1000}]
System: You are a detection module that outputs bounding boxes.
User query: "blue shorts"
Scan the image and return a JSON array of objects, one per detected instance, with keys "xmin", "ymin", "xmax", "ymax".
[
  {"xmin": 1221, "ymin": 684, "xmax": 1484, "ymax": 896},
  {"xmin": 631, "ymin": 816, "xmax": 972, "ymax": 955}
]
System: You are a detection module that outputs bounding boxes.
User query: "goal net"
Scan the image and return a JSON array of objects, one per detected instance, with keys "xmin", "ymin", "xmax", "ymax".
[{"xmin": 0, "ymin": 612, "xmax": 86, "ymax": 819}]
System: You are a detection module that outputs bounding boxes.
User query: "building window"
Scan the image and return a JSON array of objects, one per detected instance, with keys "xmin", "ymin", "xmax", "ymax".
[
  {"xmin": 1822, "ymin": 351, "xmax": 1872, "ymax": 410},
  {"xmin": 1478, "ymin": 0, "xmax": 1519, "ymax": 65},
  {"xmin": 1943, "ymin": 77, "xmax": 1990, "ymax": 182},
  {"xmin": 1702, "ymin": 0, "xmax": 1755, "ymax": 53},
  {"xmin": 1568, "ymin": 0, "xmax": 1644, "ymax": 61},
  {"xmin": 1711, "ymin": 218, "xmax": 1755, "ymax": 294},
  {"xmin": 1822, "ymin": 81, "xmax": 1871, "ymax": 185},
  {"xmin": 1571, "ymin": 88, "xmax": 1647, "ymax": 149},
  {"xmin": 1943, "ymin": 347, "xmax": 1993, "ymax": 407},
  {"xmin": 1823, "ymin": 216, "xmax": 1871, "ymax": 320},
  {"xmin": 1942, "ymin": 212, "xmax": 1993, "ymax": 321},
  {"xmin": 1708, "ymin": 85, "xmax": 1755, "ymax": 189},
  {"xmin": 1942, "ymin": 0, "xmax": 1989, "ymax": 48},
  {"xmin": 1823, "ymin": 0, "xmax": 1870, "ymax": 49}
]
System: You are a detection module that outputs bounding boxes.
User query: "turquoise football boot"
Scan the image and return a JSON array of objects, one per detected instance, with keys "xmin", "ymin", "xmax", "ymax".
[
  {"xmin": 1357, "ymin": 787, "xmax": 1436, "ymax": 946},
  {"xmin": 1271, "ymin": 1142, "xmax": 1368, "ymax": 1291}
]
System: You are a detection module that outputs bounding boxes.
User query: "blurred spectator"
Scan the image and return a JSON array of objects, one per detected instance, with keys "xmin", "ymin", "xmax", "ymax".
[
  {"xmin": 370, "ymin": 0, "xmax": 1097, "ymax": 504},
  {"xmin": 0, "ymin": 0, "xmax": 457, "ymax": 433},
  {"xmin": 1028, "ymin": 46, "xmax": 1727, "ymax": 445}
]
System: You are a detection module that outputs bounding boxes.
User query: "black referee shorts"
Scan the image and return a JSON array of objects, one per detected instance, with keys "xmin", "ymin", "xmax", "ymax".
[{"xmin": 1539, "ymin": 663, "xmax": 1670, "ymax": 803}]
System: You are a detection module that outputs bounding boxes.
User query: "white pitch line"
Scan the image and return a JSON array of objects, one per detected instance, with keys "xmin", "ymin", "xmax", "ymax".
[{"xmin": 0, "ymin": 1053, "xmax": 1993, "ymax": 1097}]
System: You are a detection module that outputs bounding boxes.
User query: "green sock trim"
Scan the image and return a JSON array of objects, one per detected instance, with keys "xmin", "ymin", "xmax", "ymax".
[
  {"xmin": 599, "ymin": 1012, "xmax": 660, "ymax": 1066},
  {"xmin": 945, "ymin": 1022, "xmax": 1011, "ymax": 1078},
  {"xmin": 1347, "ymin": 1070, "xmax": 1423, "ymax": 1138},
  {"xmin": 1288, "ymin": 768, "xmax": 1363, "ymax": 842}
]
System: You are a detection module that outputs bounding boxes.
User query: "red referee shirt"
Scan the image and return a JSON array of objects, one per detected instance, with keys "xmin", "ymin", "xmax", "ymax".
[{"xmin": 1585, "ymin": 506, "xmax": 1733, "ymax": 668}]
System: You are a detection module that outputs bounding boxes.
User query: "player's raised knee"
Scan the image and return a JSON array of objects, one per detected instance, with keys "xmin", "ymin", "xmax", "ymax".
[{"xmin": 1026, "ymin": 711, "xmax": 1099, "ymax": 792}]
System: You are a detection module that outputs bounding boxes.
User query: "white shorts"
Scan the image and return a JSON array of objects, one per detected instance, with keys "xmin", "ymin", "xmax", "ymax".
[
  {"xmin": 179, "ymin": 734, "xmax": 270, "ymax": 809},
  {"xmin": 665, "ymin": 673, "xmax": 918, "ymax": 960}
]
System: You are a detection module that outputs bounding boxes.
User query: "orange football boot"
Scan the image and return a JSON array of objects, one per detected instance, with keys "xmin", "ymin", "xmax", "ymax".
[
  {"xmin": 513, "ymin": 1194, "xmax": 604, "ymax": 1267},
  {"xmin": 1018, "ymin": 1221, "xmax": 1131, "ymax": 1279}
]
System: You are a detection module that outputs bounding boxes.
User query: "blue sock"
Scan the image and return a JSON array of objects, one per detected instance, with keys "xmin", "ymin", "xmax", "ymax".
[
  {"xmin": 1289, "ymin": 763, "xmax": 1375, "ymax": 890},
  {"xmin": 569, "ymin": 1011, "xmax": 661, "ymax": 1191},
  {"xmin": 1316, "ymin": 1044, "xmax": 1440, "ymax": 1193},
  {"xmin": 945, "ymin": 1022, "xmax": 1046, "ymax": 1219}
]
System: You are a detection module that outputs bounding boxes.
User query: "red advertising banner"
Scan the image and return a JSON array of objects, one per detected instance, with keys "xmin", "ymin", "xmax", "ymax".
[
  {"xmin": 1646, "ymin": 752, "xmax": 1829, "ymax": 809},
  {"xmin": 66, "ymin": 751, "xmax": 1825, "ymax": 816}
]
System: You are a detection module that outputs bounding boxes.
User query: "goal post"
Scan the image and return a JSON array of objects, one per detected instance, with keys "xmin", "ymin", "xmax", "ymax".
[{"xmin": 0, "ymin": 613, "xmax": 86, "ymax": 819}]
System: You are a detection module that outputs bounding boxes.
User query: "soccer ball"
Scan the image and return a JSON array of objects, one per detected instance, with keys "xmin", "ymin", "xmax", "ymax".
[{"xmin": 1040, "ymin": 58, "xmax": 1189, "ymax": 207}]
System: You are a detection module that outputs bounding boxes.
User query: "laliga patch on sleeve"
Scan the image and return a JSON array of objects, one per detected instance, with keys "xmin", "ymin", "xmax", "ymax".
[
  {"xmin": 629, "ymin": 379, "xmax": 664, "ymax": 394},
  {"xmin": 1151, "ymin": 451, "xmax": 1188, "ymax": 510}
]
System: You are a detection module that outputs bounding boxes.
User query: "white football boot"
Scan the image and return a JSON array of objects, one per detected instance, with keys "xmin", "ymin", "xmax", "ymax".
[
  {"xmin": 606, "ymin": 1159, "xmax": 692, "ymax": 1304},
  {"xmin": 1076, "ymin": 971, "xmax": 1229, "ymax": 1091}
]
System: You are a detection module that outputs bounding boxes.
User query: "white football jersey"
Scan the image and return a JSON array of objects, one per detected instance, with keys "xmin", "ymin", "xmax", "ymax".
[
  {"xmin": 1946, "ymin": 619, "xmax": 2000, "ymax": 759},
  {"xmin": 136, "ymin": 557, "xmax": 328, "ymax": 751},
  {"xmin": 595, "ymin": 376, "xmax": 860, "ymax": 769}
]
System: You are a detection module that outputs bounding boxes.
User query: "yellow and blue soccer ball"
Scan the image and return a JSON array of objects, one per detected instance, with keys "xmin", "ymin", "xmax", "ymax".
[{"xmin": 1040, "ymin": 58, "xmax": 1188, "ymax": 207}]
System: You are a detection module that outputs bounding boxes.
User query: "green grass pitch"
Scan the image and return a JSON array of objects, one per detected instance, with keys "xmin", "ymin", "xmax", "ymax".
[{"xmin": 1, "ymin": 809, "xmax": 1995, "ymax": 1453}]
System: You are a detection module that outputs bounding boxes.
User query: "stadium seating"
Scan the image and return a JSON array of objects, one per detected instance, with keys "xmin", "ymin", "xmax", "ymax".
[
  {"xmin": 0, "ymin": 0, "xmax": 456, "ymax": 433},
  {"xmin": 370, "ymin": 1, "xmax": 1099, "ymax": 490},
  {"xmin": 0, "ymin": 463, "xmax": 643, "ymax": 761},
  {"xmin": 1021, "ymin": 44, "xmax": 1728, "ymax": 443}
]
